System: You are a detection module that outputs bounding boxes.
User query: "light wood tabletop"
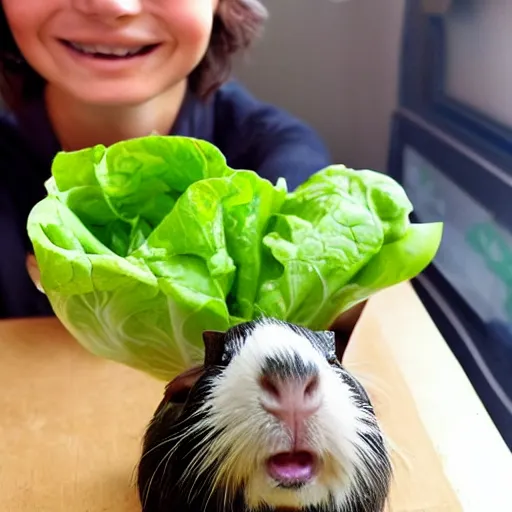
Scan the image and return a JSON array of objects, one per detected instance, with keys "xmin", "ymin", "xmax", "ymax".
[{"xmin": 1, "ymin": 282, "xmax": 510, "ymax": 511}]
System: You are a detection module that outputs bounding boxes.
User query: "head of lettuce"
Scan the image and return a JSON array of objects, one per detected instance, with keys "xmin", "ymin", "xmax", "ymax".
[{"xmin": 26, "ymin": 135, "xmax": 443, "ymax": 381}]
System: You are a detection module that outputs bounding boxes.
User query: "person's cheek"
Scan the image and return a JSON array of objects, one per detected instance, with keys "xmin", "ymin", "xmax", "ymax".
[
  {"xmin": 164, "ymin": 2, "xmax": 215, "ymax": 49},
  {"xmin": 3, "ymin": 3, "xmax": 31, "ymax": 50},
  {"xmin": 3, "ymin": 0, "xmax": 34, "ymax": 26},
  {"xmin": 3, "ymin": 3, "xmax": 54, "ymax": 72}
]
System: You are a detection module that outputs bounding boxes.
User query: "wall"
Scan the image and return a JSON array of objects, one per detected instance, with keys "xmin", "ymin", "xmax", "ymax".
[
  {"xmin": 444, "ymin": 1, "xmax": 512, "ymax": 129},
  {"xmin": 233, "ymin": 0, "xmax": 406, "ymax": 173}
]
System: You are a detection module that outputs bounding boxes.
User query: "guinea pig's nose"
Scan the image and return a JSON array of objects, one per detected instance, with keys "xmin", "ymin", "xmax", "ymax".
[{"xmin": 260, "ymin": 374, "xmax": 321, "ymax": 429}]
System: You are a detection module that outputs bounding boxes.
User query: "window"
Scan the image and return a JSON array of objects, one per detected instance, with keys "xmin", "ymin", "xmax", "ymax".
[{"xmin": 403, "ymin": 145, "xmax": 512, "ymax": 327}]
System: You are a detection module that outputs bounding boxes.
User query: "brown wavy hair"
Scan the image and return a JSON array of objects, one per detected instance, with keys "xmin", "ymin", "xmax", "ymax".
[{"xmin": 0, "ymin": 0, "xmax": 268, "ymax": 111}]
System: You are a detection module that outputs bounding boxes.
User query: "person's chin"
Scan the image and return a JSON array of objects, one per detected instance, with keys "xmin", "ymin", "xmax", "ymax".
[{"xmin": 65, "ymin": 82, "xmax": 177, "ymax": 108}]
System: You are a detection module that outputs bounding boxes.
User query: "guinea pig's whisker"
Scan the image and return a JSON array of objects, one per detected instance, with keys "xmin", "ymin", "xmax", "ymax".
[
  {"xmin": 187, "ymin": 463, "xmax": 215, "ymax": 506},
  {"xmin": 386, "ymin": 435, "xmax": 412, "ymax": 476},
  {"xmin": 184, "ymin": 454, "xmax": 225, "ymax": 512},
  {"xmin": 190, "ymin": 421, "xmax": 264, "ymax": 501},
  {"xmin": 141, "ymin": 420, "xmax": 211, "ymax": 507},
  {"xmin": 141, "ymin": 445, "xmax": 175, "ymax": 508},
  {"xmin": 178, "ymin": 428, "xmax": 232, "ymax": 499},
  {"xmin": 221, "ymin": 486, "xmax": 229, "ymax": 512},
  {"xmin": 179, "ymin": 424, "xmax": 243, "ymax": 510},
  {"xmin": 220, "ymin": 436, "xmax": 264, "ymax": 491},
  {"xmin": 139, "ymin": 408, "xmax": 210, "ymax": 462},
  {"xmin": 182, "ymin": 435, "xmax": 218, "ymax": 485},
  {"xmin": 139, "ymin": 428, "xmax": 192, "ymax": 460},
  {"xmin": 348, "ymin": 434, "xmax": 392, "ymax": 508},
  {"xmin": 204, "ymin": 471, "xmax": 231, "ymax": 511}
]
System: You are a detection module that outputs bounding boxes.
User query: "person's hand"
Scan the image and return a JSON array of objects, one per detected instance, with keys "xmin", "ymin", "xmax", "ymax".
[{"xmin": 26, "ymin": 253, "xmax": 43, "ymax": 292}]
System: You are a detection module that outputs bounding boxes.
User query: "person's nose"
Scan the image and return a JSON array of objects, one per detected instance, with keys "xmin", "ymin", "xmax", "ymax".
[{"xmin": 71, "ymin": 0, "xmax": 143, "ymax": 19}]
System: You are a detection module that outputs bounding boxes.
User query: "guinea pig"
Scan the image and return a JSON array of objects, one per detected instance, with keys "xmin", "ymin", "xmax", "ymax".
[{"xmin": 137, "ymin": 318, "xmax": 392, "ymax": 512}]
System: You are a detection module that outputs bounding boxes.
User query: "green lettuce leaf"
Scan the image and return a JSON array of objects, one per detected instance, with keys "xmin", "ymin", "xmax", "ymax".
[
  {"xmin": 26, "ymin": 135, "xmax": 443, "ymax": 380},
  {"xmin": 253, "ymin": 165, "xmax": 420, "ymax": 327}
]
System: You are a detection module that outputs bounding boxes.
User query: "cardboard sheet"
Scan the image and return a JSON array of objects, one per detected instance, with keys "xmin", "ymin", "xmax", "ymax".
[{"xmin": 0, "ymin": 282, "xmax": 510, "ymax": 511}]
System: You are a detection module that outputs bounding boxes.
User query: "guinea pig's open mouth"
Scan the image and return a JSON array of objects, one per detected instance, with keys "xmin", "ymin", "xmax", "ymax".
[{"xmin": 266, "ymin": 451, "xmax": 318, "ymax": 488}]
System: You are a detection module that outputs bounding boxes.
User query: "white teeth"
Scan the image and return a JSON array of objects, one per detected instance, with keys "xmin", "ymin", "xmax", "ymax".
[{"xmin": 69, "ymin": 42, "xmax": 145, "ymax": 57}]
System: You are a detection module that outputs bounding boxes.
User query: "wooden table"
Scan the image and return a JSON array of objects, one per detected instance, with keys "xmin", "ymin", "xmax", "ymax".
[{"xmin": 1, "ymin": 282, "xmax": 511, "ymax": 511}]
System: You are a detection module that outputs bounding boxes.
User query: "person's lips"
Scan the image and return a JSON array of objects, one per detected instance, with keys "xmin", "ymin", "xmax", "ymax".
[{"xmin": 60, "ymin": 39, "xmax": 161, "ymax": 59}]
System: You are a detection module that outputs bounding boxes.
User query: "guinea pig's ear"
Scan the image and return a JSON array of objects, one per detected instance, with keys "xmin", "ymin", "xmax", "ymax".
[
  {"xmin": 314, "ymin": 330, "xmax": 337, "ymax": 363},
  {"xmin": 164, "ymin": 365, "xmax": 205, "ymax": 404},
  {"xmin": 202, "ymin": 330, "xmax": 226, "ymax": 366}
]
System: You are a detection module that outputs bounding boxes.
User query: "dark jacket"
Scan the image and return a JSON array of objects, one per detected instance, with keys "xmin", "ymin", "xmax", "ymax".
[{"xmin": 0, "ymin": 80, "xmax": 332, "ymax": 318}]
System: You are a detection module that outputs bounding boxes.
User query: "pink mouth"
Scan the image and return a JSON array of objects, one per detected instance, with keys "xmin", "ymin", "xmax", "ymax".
[{"xmin": 267, "ymin": 451, "xmax": 317, "ymax": 487}]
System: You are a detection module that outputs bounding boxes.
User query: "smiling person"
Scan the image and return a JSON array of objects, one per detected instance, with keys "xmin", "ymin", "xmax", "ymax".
[{"xmin": 0, "ymin": 0, "xmax": 331, "ymax": 319}]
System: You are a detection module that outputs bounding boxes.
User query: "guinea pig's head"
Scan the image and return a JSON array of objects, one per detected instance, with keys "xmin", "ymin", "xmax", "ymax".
[{"xmin": 138, "ymin": 318, "xmax": 392, "ymax": 512}]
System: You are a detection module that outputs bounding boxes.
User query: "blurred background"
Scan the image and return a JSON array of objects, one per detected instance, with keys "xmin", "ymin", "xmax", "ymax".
[
  {"xmin": 236, "ymin": 0, "xmax": 512, "ymax": 450},
  {"xmin": 234, "ymin": 0, "xmax": 404, "ymax": 173}
]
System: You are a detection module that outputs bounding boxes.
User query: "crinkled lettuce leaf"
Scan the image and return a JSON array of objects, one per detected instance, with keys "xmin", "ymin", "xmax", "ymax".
[{"xmin": 27, "ymin": 135, "xmax": 442, "ymax": 380}]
